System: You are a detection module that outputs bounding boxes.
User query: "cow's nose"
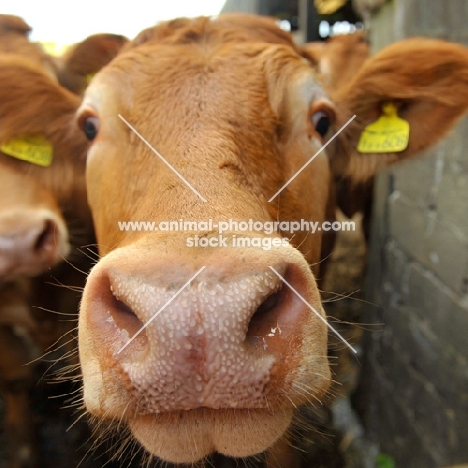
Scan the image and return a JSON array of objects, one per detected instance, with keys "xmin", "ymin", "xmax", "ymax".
[
  {"xmin": 95, "ymin": 263, "xmax": 289, "ymax": 352},
  {"xmin": 83, "ymin": 251, "xmax": 323, "ymax": 413},
  {"xmin": 0, "ymin": 210, "xmax": 69, "ymax": 279}
]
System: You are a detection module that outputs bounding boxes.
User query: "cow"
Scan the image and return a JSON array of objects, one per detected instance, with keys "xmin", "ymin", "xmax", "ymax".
[
  {"xmin": 0, "ymin": 54, "xmax": 91, "ymax": 283},
  {"xmin": 0, "ymin": 56, "xmax": 91, "ymax": 467},
  {"xmin": 76, "ymin": 14, "xmax": 468, "ymax": 467},
  {"xmin": 56, "ymin": 33, "xmax": 129, "ymax": 95}
]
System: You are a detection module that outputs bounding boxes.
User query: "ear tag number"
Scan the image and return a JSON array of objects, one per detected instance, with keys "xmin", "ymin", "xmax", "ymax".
[
  {"xmin": 0, "ymin": 135, "xmax": 54, "ymax": 167},
  {"xmin": 357, "ymin": 103, "xmax": 410, "ymax": 153}
]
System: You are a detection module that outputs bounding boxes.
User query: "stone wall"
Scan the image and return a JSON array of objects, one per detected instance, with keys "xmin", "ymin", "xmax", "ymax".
[{"xmin": 357, "ymin": 1, "xmax": 468, "ymax": 466}]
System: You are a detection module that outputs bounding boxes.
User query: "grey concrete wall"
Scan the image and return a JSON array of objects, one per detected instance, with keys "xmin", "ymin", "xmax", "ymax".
[
  {"xmin": 358, "ymin": 1, "xmax": 468, "ymax": 466},
  {"xmin": 220, "ymin": 0, "xmax": 261, "ymax": 14}
]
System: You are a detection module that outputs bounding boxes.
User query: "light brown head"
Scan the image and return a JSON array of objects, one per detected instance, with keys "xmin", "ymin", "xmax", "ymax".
[{"xmin": 77, "ymin": 15, "xmax": 468, "ymax": 464}]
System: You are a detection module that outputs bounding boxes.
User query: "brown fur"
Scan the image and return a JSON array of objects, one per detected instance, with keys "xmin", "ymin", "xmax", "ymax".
[
  {"xmin": 57, "ymin": 33, "xmax": 128, "ymax": 95},
  {"xmin": 77, "ymin": 15, "xmax": 468, "ymax": 468},
  {"xmin": 300, "ymin": 32, "xmax": 371, "ymax": 251},
  {"xmin": 0, "ymin": 56, "xmax": 92, "ymax": 467},
  {"xmin": 0, "ymin": 56, "xmax": 89, "ymax": 215},
  {"xmin": 301, "ymin": 31, "xmax": 370, "ymax": 91},
  {"xmin": 0, "ymin": 14, "xmax": 58, "ymax": 80},
  {"xmin": 0, "ymin": 318, "xmax": 39, "ymax": 468},
  {"xmin": 0, "ymin": 14, "xmax": 31, "ymax": 34},
  {"xmin": 300, "ymin": 33, "xmax": 372, "ymax": 231},
  {"xmin": 127, "ymin": 13, "xmax": 299, "ymax": 51}
]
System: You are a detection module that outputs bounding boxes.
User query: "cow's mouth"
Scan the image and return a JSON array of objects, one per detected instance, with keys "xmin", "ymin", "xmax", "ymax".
[{"xmin": 129, "ymin": 407, "xmax": 293, "ymax": 464}]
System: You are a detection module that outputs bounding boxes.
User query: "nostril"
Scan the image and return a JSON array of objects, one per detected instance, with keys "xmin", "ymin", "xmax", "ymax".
[
  {"xmin": 255, "ymin": 289, "xmax": 281, "ymax": 316},
  {"xmin": 247, "ymin": 286, "xmax": 285, "ymax": 342},
  {"xmin": 245, "ymin": 263, "xmax": 315, "ymax": 351},
  {"xmin": 34, "ymin": 219, "xmax": 57, "ymax": 254},
  {"xmin": 109, "ymin": 288, "xmax": 145, "ymax": 339}
]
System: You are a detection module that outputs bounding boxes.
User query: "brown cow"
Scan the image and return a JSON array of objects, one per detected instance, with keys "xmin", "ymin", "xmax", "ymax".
[
  {"xmin": 0, "ymin": 56, "xmax": 91, "ymax": 467},
  {"xmin": 0, "ymin": 56, "xmax": 91, "ymax": 278},
  {"xmin": 57, "ymin": 33, "xmax": 129, "ymax": 95},
  {"xmin": 76, "ymin": 14, "xmax": 468, "ymax": 467}
]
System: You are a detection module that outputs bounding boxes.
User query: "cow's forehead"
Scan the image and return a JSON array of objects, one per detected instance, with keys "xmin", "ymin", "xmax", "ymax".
[{"xmin": 85, "ymin": 41, "xmax": 325, "ymax": 120}]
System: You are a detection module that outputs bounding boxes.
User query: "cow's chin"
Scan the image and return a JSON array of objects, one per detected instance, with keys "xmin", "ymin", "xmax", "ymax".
[{"xmin": 129, "ymin": 407, "xmax": 293, "ymax": 464}]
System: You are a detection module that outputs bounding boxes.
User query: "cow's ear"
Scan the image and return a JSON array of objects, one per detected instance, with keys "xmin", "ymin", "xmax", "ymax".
[
  {"xmin": 331, "ymin": 37, "xmax": 468, "ymax": 180},
  {"xmin": 0, "ymin": 14, "xmax": 31, "ymax": 35}
]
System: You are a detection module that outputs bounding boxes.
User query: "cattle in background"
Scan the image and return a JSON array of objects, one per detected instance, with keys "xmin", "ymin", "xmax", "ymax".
[
  {"xmin": 0, "ymin": 56, "xmax": 91, "ymax": 467},
  {"xmin": 0, "ymin": 14, "xmax": 58, "ymax": 81},
  {"xmin": 76, "ymin": 15, "xmax": 468, "ymax": 467},
  {"xmin": 57, "ymin": 33, "xmax": 128, "ymax": 95}
]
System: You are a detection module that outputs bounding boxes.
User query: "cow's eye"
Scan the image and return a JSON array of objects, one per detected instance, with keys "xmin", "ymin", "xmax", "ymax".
[
  {"xmin": 83, "ymin": 116, "xmax": 99, "ymax": 141},
  {"xmin": 311, "ymin": 110, "xmax": 331, "ymax": 137}
]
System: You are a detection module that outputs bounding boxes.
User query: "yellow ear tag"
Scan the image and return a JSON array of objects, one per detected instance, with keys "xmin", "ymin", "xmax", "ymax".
[
  {"xmin": 86, "ymin": 73, "xmax": 95, "ymax": 84},
  {"xmin": 0, "ymin": 135, "xmax": 53, "ymax": 167},
  {"xmin": 357, "ymin": 103, "xmax": 410, "ymax": 153}
]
